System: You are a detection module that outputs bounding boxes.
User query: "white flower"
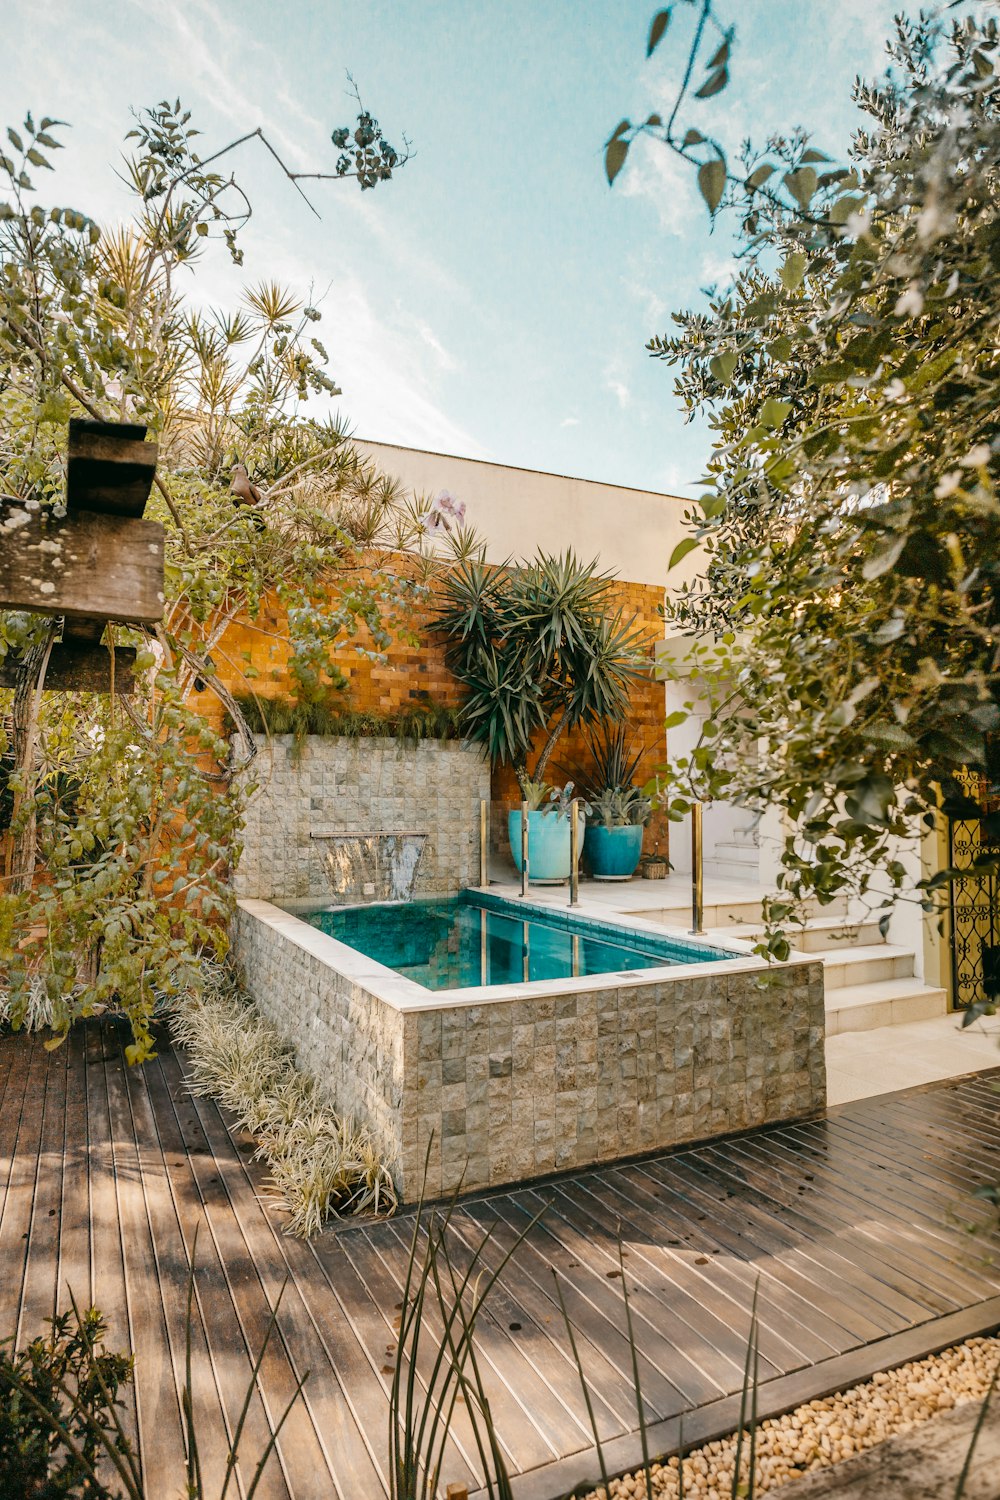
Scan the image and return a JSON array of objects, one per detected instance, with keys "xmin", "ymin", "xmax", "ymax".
[
  {"xmin": 934, "ymin": 471, "xmax": 962, "ymax": 499},
  {"xmin": 422, "ymin": 489, "xmax": 467, "ymax": 534},
  {"xmin": 845, "ymin": 208, "xmax": 872, "ymax": 239},
  {"xmin": 894, "ymin": 284, "xmax": 924, "ymax": 319},
  {"xmin": 961, "ymin": 444, "xmax": 991, "ymax": 468},
  {"xmin": 434, "ymin": 489, "xmax": 466, "ymax": 523},
  {"xmin": 884, "ymin": 379, "xmax": 907, "ymax": 402}
]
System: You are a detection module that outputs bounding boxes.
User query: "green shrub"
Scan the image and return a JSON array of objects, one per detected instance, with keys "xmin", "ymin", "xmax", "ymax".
[
  {"xmin": 228, "ymin": 692, "xmax": 463, "ymax": 748},
  {"xmin": 0, "ymin": 1305, "xmax": 136, "ymax": 1498}
]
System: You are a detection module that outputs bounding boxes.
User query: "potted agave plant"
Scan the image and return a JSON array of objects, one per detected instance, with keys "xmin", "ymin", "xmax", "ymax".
[
  {"xmin": 584, "ymin": 786, "xmax": 651, "ymax": 880},
  {"xmin": 508, "ymin": 781, "xmax": 586, "ymax": 884},
  {"xmin": 561, "ymin": 723, "xmax": 654, "ymax": 881}
]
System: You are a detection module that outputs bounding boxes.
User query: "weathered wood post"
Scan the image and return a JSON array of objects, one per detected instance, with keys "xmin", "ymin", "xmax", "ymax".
[{"xmin": 0, "ymin": 419, "xmax": 164, "ymax": 886}]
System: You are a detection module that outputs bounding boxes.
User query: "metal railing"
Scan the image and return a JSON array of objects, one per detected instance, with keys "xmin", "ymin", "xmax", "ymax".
[
  {"xmin": 569, "ymin": 797, "xmax": 581, "ymax": 907},
  {"xmin": 690, "ymin": 800, "xmax": 704, "ymax": 935}
]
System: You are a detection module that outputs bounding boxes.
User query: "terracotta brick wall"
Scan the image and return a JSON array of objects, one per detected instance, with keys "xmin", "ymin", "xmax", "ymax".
[{"xmin": 202, "ymin": 562, "xmax": 669, "ymax": 863}]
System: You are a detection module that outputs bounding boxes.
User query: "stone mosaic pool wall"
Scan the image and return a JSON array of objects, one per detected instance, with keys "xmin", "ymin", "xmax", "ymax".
[
  {"xmin": 235, "ymin": 899, "xmax": 827, "ymax": 1202},
  {"xmin": 235, "ymin": 735, "xmax": 490, "ymax": 901}
]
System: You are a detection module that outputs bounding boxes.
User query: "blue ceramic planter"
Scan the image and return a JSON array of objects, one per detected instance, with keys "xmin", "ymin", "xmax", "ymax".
[
  {"xmin": 508, "ymin": 809, "xmax": 573, "ymax": 882},
  {"xmin": 584, "ymin": 823, "xmax": 644, "ymax": 880}
]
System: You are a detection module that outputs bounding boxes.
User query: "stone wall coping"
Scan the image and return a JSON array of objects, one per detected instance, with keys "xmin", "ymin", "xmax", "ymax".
[
  {"xmin": 237, "ymin": 896, "xmax": 816, "ymax": 1016},
  {"xmin": 250, "ymin": 732, "xmax": 484, "ymax": 754},
  {"xmin": 308, "ymin": 829, "xmax": 430, "ymax": 839}
]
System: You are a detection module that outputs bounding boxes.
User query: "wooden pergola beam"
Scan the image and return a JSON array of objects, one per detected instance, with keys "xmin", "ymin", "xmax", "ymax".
[
  {"xmin": 0, "ymin": 419, "xmax": 165, "ymax": 696},
  {"xmin": 0, "ymin": 504, "xmax": 165, "ymax": 625},
  {"xmin": 66, "ymin": 418, "xmax": 159, "ymax": 517}
]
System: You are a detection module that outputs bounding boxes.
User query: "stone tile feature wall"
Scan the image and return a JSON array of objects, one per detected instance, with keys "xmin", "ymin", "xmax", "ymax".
[
  {"xmin": 235, "ymin": 899, "xmax": 826, "ymax": 1203},
  {"xmin": 235, "ymin": 736, "xmax": 490, "ymax": 901}
]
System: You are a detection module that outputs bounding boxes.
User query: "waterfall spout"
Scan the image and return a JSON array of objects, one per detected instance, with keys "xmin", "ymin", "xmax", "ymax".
[{"xmin": 309, "ymin": 830, "xmax": 428, "ymax": 904}]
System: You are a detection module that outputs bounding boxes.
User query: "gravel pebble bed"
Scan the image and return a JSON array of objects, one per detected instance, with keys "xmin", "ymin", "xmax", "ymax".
[{"xmin": 581, "ymin": 1334, "xmax": 1000, "ymax": 1499}]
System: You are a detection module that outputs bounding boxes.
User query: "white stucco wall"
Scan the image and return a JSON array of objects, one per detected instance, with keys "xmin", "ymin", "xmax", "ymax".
[{"xmin": 355, "ymin": 439, "xmax": 698, "ymax": 592}]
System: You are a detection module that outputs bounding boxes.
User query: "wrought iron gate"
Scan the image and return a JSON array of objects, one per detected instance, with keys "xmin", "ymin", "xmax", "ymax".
[{"xmin": 949, "ymin": 775, "xmax": 1000, "ymax": 1009}]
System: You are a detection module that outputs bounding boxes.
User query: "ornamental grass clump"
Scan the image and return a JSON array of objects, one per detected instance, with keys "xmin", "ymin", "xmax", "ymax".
[{"xmin": 167, "ymin": 966, "xmax": 396, "ymax": 1236}]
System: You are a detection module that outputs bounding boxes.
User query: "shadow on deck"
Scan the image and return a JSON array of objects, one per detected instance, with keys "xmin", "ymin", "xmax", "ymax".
[{"xmin": 1, "ymin": 1019, "xmax": 998, "ymax": 1499}]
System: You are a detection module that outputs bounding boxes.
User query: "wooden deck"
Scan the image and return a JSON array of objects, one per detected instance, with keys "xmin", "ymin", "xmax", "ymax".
[{"xmin": 1, "ymin": 1020, "xmax": 999, "ymax": 1500}]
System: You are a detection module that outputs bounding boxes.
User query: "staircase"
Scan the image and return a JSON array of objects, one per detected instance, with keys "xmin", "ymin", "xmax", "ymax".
[
  {"xmin": 630, "ymin": 889, "xmax": 948, "ymax": 1036},
  {"xmin": 703, "ymin": 823, "xmax": 761, "ymax": 884}
]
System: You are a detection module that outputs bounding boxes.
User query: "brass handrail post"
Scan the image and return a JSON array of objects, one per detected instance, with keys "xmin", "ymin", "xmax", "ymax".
[
  {"xmin": 690, "ymin": 800, "xmax": 704, "ymax": 935},
  {"xmin": 569, "ymin": 798, "xmax": 581, "ymax": 907},
  {"xmin": 479, "ymin": 799, "xmax": 489, "ymax": 887},
  {"xmin": 520, "ymin": 798, "xmax": 529, "ymax": 897}
]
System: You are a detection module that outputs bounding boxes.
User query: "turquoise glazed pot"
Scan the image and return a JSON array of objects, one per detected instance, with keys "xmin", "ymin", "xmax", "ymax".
[
  {"xmin": 508, "ymin": 809, "xmax": 573, "ymax": 882},
  {"xmin": 584, "ymin": 823, "xmax": 644, "ymax": 881}
]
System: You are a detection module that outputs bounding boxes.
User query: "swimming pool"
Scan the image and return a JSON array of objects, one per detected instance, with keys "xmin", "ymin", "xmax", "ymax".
[
  {"xmin": 237, "ymin": 891, "xmax": 825, "ymax": 1200},
  {"xmin": 300, "ymin": 889, "xmax": 736, "ymax": 992}
]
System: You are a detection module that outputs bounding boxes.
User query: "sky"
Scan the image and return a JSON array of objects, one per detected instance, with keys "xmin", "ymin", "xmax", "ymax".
[{"xmin": 8, "ymin": 0, "xmax": 909, "ymax": 498}]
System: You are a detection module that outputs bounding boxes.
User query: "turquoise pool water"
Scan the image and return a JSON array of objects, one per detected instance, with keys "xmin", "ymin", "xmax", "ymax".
[{"xmin": 300, "ymin": 890, "xmax": 735, "ymax": 992}]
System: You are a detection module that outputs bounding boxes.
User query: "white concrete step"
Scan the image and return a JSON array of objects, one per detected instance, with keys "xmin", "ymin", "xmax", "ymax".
[
  {"xmin": 820, "ymin": 943, "xmax": 914, "ymax": 991},
  {"xmin": 710, "ymin": 838, "xmax": 760, "ymax": 863},
  {"xmin": 636, "ymin": 893, "xmax": 851, "ymax": 938},
  {"xmin": 720, "ymin": 914, "xmax": 887, "ymax": 953},
  {"xmin": 826, "ymin": 978, "xmax": 949, "ymax": 1035},
  {"xmin": 630, "ymin": 898, "xmax": 770, "ymax": 928},
  {"xmin": 705, "ymin": 864, "xmax": 758, "ymax": 886},
  {"xmin": 707, "ymin": 893, "xmax": 851, "ymax": 929}
]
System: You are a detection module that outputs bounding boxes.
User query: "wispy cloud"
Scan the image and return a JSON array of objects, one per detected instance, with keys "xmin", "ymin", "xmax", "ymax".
[
  {"xmin": 220, "ymin": 229, "xmax": 486, "ymax": 458},
  {"xmin": 604, "ymin": 358, "xmax": 631, "ymax": 410},
  {"xmin": 560, "ymin": 416, "xmax": 580, "ymax": 428},
  {"xmin": 8, "ymin": 0, "xmax": 486, "ymax": 465},
  {"xmin": 617, "ymin": 135, "xmax": 700, "ymax": 237},
  {"xmin": 404, "ymin": 312, "xmax": 460, "ymax": 374}
]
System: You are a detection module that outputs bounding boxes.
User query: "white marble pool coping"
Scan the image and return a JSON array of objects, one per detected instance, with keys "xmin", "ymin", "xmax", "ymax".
[{"xmin": 237, "ymin": 889, "xmax": 813, "ymax": 1014}]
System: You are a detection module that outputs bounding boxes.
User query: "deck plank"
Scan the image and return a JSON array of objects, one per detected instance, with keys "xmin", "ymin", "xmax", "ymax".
[
  {"xmin": 140, "ymin": 1044, "xmax": 256, "ymax": 1500},
  {"xmin": 452, "ymin": 1199, "xmax": 643, "ymax": 1436},
  {"xmin": 688, "ymin": 1140, "xmax": 961, "ymax": 1318},
  {"xmin": 103, "ymin": 1031, "xmax": 190, "ymax": 1488},
  {"xmin": 2, "ymin": 1022, "xmax": 1000, "ymax": 1500},
  {"xmin": 17, "ymin": 1033, "xmax": 69, "ymax": 1343},
  {"xmin": 598, "ymin": 1160, "xmax": 844, "ymax": 1366},
  {"xmin": 639, "ymin": 1153, "xmax": 902, "ymax": 1340},
  {"xmin": 175, "ymin": 1052, "xmax": 390, "ymax": 1500},
  {"xmin": 717, "ymin": 1129, "xmax": 996, "ymax": 1300},
  {"xmin": 82, "ymin": 1020, "xmax": 140, "ymax": 1463},
  {"xmin": 379, "ymin": 1213, "xmax": 594, "ymax": 1467},
  {"xmin": 0, "ymin": 1032, "xmax": 50, "ymax": 1341},
  {"xmin": 329, "ymin": 1225, "xmax": 487, "ymax": 1492},
  {"xmin": 151, "ymin": 1043, "xmax": 294, "ymax": 1500},
  {"xmin": 55, "ymin": 1026, "xmax": 92, "ymax": 1315}
]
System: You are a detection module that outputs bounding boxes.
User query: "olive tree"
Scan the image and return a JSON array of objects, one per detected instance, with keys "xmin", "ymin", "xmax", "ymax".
[{"xmin": 609, "ymin": 8, "xmax": 1000, "ymax": 959}]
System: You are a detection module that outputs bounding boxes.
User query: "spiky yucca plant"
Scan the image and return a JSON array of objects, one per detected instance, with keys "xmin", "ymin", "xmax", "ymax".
[{"xmin": 434, "ymin": 551, "xmax": 649, "ymax": 795}]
